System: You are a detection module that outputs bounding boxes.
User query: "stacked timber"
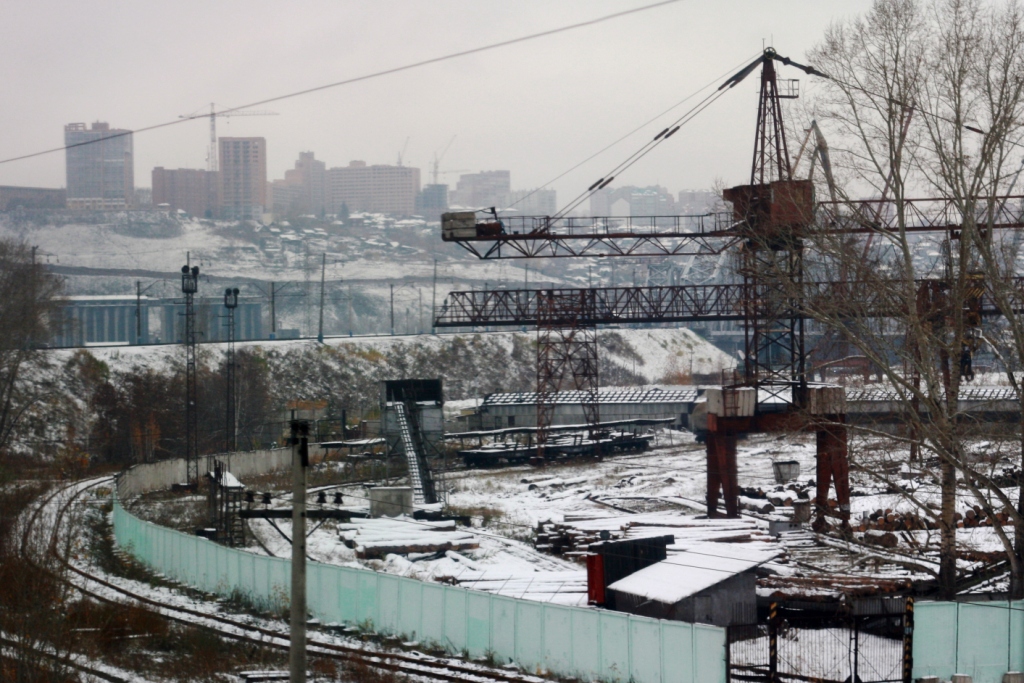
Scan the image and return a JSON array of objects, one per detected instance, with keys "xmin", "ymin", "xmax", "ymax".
[
  {"xmin": 534, "ymin": 520, "xmax": 620, "ymax": 558},
  {"xmin": 855, "ymin": 506, "xmax": 1010, "ymax": 533}
]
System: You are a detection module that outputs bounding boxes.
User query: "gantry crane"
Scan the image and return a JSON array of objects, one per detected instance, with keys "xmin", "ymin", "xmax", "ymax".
[
  {"xmin": 436, "ymin": 48, "xmax": 1024, "ymax": 529},
  {"xmin": 179, "ymin": 103, "xmax": 279, "ymax": 172}
]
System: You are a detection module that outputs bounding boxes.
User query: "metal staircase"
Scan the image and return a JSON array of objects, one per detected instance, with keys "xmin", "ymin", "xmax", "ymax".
[{"xmin": 393, "ymin": 401, "xmax": 437, "ymax": 504}]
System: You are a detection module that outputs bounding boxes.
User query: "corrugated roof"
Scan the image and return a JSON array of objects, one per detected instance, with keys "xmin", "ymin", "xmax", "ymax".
[
  {"xmin": 482, "ymin": 388, "xmax": 699, "ymax": 406},
  {"xmin": 847, "ymin": 386, "xmax": 1017, "ymax": 402}
]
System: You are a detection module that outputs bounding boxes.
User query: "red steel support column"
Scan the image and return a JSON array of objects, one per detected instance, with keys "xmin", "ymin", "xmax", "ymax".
[
  {"xmin": 707, "ymin": 432, "xmax": 739, "ymax": 518},
  {"xmin": 814, "ymin": 417, "xmax": 850, "ymax": 530}
]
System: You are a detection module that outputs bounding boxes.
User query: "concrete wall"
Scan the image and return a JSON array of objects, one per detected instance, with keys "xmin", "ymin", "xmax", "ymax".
[{"xmin": 117, "ymin": 445, "xmax": 325, "ymax": 498}]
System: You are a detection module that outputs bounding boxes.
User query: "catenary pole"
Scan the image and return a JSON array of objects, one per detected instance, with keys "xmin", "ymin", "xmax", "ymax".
[
  {"xmin": 289, "ymin": 420, "xmax": 309, "ymax": 683},
  {"xmin": 431, "ymin": 259, "xmax": 437, "ymax": 334},
  {"xmin": 317, "ymin": 253, "xmax": 326, "ymax": 343}
]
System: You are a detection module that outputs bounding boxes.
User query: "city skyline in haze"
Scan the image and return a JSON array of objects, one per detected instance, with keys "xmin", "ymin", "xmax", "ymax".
[{"xmin": 0, "ymin": 1, "xmax": 873, "ymax": 207}]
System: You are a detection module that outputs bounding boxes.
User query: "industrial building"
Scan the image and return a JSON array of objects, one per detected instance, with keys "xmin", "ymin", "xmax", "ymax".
[
  {"xmin": 327, "ymin": 161, "xmax": 420, "ymax": 215},
  {"xmin": 461, "ymin": 387, "xmax": 699, "ymax": 431},
  {"xmin": 159, "ymin": 297, "xmax": 262, "ymax": 343},
  {"xmin": 218, "ymin": 137, "xmax": 267, "ymax": 220},
  {"xmin": 64, "ymin": 121, "xmax": 134, "ymax": 210},
  {"xmin": 50, "ymin": 295, "xmax": 261, "ymax": 347},
  {"xmin": 0, "ymin": 185, "xmax": 66, "ymax": 211},
  {"xmin": 152, "ymin": 167, "xmax": 218, "ymax": 217},
  {"xmin": 51, "ymin": 295, "xmax": 152, "ymax": 346}
]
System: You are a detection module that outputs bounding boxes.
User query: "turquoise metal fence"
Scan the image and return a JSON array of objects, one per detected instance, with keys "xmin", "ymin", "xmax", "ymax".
[
  {"xmin": 113, "ymin": 499, "xmax": 726, "ymax": 682},
  {"xmin": 914, "ymin": 599, "xmax": 1024, "ymax": 683}
]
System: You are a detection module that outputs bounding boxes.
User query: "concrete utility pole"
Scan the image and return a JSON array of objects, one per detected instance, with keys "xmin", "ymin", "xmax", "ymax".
[
  {"xmin": 347, "ymin": 283, "xmax": 353, "ymax": 337},
  {"xmin": 136, "ymin": 281, "xmax": 143, "ymax": 345},
  {"xmin": 431, "ymin": 260, "xmax": 437, "ymax": 334},
  {"xmin": 317, "ymin": 253, "xmax": 326, "ymax": 343},
  {"xmin": 268, "ymin": 280, "xmax": 276, "ymax": 339},
  {"xmin": 289, "ymin": 419, "xmax": 309, "ymax": 683},
  {"xmin": 390, "ymin": 283, "xmax": 395, "ymax": 336}
]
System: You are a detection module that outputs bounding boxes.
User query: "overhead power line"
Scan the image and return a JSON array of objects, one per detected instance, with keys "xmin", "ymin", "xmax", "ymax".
[{"xmin": 0, "ymin": 0, "xmax": 684, "ymax": 167}]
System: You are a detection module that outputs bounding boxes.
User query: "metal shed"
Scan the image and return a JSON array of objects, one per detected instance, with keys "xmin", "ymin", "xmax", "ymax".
[{"xmin": 606, "ymin": 544, "xmax": 778, "ymax": 627}]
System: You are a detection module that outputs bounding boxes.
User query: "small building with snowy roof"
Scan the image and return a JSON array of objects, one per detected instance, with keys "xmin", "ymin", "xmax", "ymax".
[{"xmin": 606, "ymin": 544, "xmax": 778, "ymax": 627}]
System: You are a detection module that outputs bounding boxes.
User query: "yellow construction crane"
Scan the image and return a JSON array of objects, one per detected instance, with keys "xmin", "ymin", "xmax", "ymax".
[{"xmin": 179, "ymin": 103, "xmax": 278, "ymax": 172}]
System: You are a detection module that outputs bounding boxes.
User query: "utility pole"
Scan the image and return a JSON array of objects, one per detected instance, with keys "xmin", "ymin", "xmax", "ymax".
[
  {"xmin": 317, "ymin": 253, "xmax": 326, "ymax": 343},
  {"xmin": 347, "ymin": 283, "xmax": 353, "ymax": 336},
  {"xmin": 390, "ymin": 284, "xmax": 395, "ymax": 336},
  {"xmin": 181, "ymin": 256, "xmax": 200, "ymax": 487},
  {"xmin": 270, "ymin": 282, "xmax": 276, "ymax": 339},
  {"xmin": 431, "ymin": 260, "xmax": 437, "ymax": 334},
  {"xmin": 289, "ymin": 420, "xmax": 309, "ymax": 683},
  {"xmin": 418, "ymin": 288, "xmax": 423, "ymax": 334},
  {"xmin": 136, "ymin": 281, "xmax": 143, "ymax": 345},
  {"xmin": 224, "ymin": 288, "xmax": 239, "ymax": 453}
]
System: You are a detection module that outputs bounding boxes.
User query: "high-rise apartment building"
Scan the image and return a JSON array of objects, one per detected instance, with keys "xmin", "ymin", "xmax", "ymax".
[
  {"xmin": 64, "ymin": 121, "xmax": 134, "ymax": 210},
  {"xmin": 589, "ymin": 185, "xmax": 676, "ymax": 217},
  {"xmin": 500, "ymin": 189, "xmax": 557, "ymax": 216},
  {"xmin": 415, "ymin": 183, "xmax": 449, "ymax": 221},
  {"xmin": 449, "ymin": 170, "xmax": 510, "ymax": 209},
  {"xmin": 327, "ymin": 161, "xmax": 420, "ymax": 216},
  {"xmin": 218, "ymin": 137, "xmax": 266, "ymax": 220},
  {"xmin": 270, "ymin": 151, "xmax": 327, "ymax": 216},
  {"xmin": 152, "ymin": 167, "xmax": 218, "ymax": 217}
]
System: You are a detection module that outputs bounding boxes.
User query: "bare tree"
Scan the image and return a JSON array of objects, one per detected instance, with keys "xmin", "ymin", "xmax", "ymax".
[
  {"xmin": 800, "ymin": 0, "xmax": 1024, "ymax": 597},
  {"xmin": 0, "ymin": 238, "xmax": 64, "ymax": 466}
]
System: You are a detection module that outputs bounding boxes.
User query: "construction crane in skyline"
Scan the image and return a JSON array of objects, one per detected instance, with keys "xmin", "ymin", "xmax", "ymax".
[
  {"xmin": 179, "ymin": 103, "xmax": 278, "ymax": 173},
  {"xmin": 431, "ymin": 136, "xmax": 457, "ymax": 185}
]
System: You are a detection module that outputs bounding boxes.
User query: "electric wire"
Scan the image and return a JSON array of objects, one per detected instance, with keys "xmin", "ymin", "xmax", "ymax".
[
  {"xmin": 505, "ymin": 50, "xmax": 761, "ymax": 213},
  {"xmin": 0, "ymin": 0, "xmax": 685, "ymax": 166},
  {"xmin": 551, "ymin": 86, "xmax": 732, "ymax": 221}
]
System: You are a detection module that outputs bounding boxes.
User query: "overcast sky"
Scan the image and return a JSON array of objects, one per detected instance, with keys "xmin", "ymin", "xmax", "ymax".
[{"xmin": 0, "ymin": 1, "xmax": 873, "ymax": 204}]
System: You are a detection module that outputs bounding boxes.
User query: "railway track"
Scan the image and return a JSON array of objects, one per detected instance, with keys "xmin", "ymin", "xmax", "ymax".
[{"xmin": 23, "ymin": 477, "xmax": 551, "ymax": 683}]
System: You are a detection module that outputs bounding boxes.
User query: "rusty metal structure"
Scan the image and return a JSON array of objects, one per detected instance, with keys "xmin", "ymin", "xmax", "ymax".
[
  {"xmin": 535, "ymin": 289, "xmax": 600, "ymax": 456},
  {"xmin": 437, "ymin": 47, "xmax": 1024, "ymax": 529}
]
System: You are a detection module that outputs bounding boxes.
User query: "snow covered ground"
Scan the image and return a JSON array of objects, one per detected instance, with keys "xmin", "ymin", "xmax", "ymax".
[
  {"xmin": 60, "ymin": 325, "xmax": 737, "ymax": 386},
  {"xmin": 221, "ymin": 429, "xmax": 960, "ymax": 608}
]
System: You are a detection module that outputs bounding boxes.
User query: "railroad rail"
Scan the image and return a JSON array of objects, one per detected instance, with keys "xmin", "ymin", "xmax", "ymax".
[{"xmin": 21, "ymin": 478, "xmax": 551, "ymax": 683}]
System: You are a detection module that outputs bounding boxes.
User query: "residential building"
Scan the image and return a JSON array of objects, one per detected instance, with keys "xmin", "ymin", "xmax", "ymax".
[
  {"xmin": 589, "ymin": 185, "xmax": 676, "ymax": 217},
  {"xmin": 218, "ymin": 137, "xmax": 266, "ymax": 220},
  {"xmin": 152, "ymin": 167, "xmax": 218, "ymax": 217},
  {"xmin": 64, "ymin": 121, "xmax": 134, "ymax": 210},
  {"xmin": 327, "ymin": 161, "xmax": 420, "ymax": 215},
  {"xmin": 270, "ymin": 151, "xmax": 327, "ymax": 217},
  {"xmin": 677, "ymin": 189, "xmax": 718, "ymax": 213},
  {"xmin": 449, "ymin": 170, "xmax": 510, "ymax": 208},
  {"xmin": 500, "ymin": 188, "xmax": 557, "ymax": 216},
  {"xmin": 415, "ymin": 183, "xmax": 448, "ymax": 221},
  {"xmin": 0, "ymin": 186, "xmax": 65, "ymax": 211}
]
